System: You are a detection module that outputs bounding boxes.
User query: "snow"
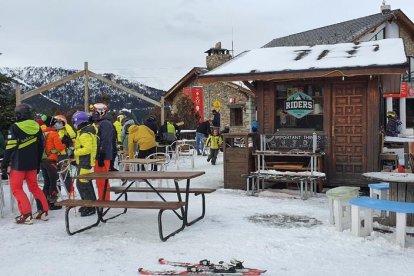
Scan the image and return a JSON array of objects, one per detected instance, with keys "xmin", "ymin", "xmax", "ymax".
[
  {"xmin": 1, "ymin": 153, "xmax": 414, "ymax": 276},
  {"xmin": 204, "ymin": 38, "xmax": 407, "ymax": 77}
]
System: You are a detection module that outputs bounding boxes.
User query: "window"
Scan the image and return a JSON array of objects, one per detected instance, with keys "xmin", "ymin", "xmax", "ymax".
[
  {"xmin": 370, "ymin": 28, "xmax": 385, "ymax": 41},
  {"xmin": 275, "ymin": 84, "xmax": 324, "ymax": 131},
  {"xmin": 230, "ymin": 107, "xmax": 243, "ymax": 126},
  {"xmin": 410, "ymin": 57, "xmax": 414, "ymax": 82}
]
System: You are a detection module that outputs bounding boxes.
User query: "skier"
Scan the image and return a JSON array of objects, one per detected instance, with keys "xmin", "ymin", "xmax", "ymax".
[
  {"xmin": 72, "ymin": 111, "xmax": 98, "ymax": 217},
  {"xmin": 1, "ymin": 104, "xmax": 49, "ymax": 224},
  {"xmin": 40, "ymin": 115, "xmax": 68, "ymax": 210},
  {"xmin": 91, "ymin": 103, "xmax": 114, "ymax": 200}
]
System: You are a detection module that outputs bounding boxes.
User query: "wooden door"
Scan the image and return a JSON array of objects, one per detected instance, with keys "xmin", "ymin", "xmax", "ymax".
[{"xmin": 330, "ymin": 82, "xmax": 368, "ymax": 183}]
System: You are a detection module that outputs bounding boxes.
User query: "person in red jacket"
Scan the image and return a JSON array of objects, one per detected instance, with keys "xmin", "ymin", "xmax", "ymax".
[
  {"xmin": 40, "ymin": 115, "xmax": 68, "ymax": 210},
  {"xmin": 1, "ymin": 104, "xmax": 49, "ymax": 224}
]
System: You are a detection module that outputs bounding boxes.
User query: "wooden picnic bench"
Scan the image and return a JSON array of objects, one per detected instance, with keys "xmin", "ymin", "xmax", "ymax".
[
  {"xmin": 110, "ymin": 186, "xmax": 216, "ymax": 226},
  {"xmin": 55, "ymin": 171, "xmax": 207, "ymax": 241}
]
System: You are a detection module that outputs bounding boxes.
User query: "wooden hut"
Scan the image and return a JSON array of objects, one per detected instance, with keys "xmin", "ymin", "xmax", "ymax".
[{"xmin": 199, "ymin": 38, "xmax": 407, "ymax": 186}]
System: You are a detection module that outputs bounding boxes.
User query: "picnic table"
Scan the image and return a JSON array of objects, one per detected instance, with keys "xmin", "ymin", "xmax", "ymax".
[
  {"xmin": 363, "ymin": 171, "xmax": 414, "ymax": 226},
  {"xmin": 56, "ymin": 171, "xmax": 213, "ymax": 241}
]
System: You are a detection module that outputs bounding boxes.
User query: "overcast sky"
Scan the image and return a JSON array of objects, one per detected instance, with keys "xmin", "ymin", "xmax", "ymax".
[{"xmin": 1, "ymin": 0, "xmax": 413, "ymax": 91}]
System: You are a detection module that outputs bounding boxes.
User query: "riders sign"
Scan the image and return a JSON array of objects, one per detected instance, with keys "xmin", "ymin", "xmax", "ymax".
[{"xmin": 285, "ymin": 91, "xmax": 314, "ymax": 119}]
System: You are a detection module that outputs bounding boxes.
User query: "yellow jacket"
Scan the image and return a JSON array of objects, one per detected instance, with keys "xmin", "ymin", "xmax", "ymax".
[
  {"xmin": 113, "ymin": 120, "xmax": 122, "ymax": 142},
  {"xmin": 128, "ymin": 125, "xmax": 156, "ymax": 158},
  {"xmin": 74, "ymin": 124, "xmax": 97, "ymax": 168},
  {"xmin": 58, "ymin": 123, "xmax": 76, "ymax": 154}
]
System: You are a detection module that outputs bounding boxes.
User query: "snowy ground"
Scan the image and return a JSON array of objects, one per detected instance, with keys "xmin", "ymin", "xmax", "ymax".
[{"xmin": 1, "ymin": 152, "xmax": 414, "ymax": 276}]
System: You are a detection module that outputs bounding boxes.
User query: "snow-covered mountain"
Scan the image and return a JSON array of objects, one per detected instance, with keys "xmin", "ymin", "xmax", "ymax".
[{"xmin": 0, "ymin": 67, "xmax": 165, "ymax": 117}]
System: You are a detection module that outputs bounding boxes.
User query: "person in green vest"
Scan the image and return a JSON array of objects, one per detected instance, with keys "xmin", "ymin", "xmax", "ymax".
[{"xmin": 158, "ymin": 118, "xmax": 179, "ymax": 145}]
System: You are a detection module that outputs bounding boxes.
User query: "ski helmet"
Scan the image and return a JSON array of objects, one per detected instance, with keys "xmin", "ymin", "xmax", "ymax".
[
  {"xmin": 387, "ymin": 110, "xmax": 397, "ymax": 118},
  {"xmin": 54, "ymin": 114, "xmax": 67, "ymax": 126},
  {"xmin": 15, "ymin": 103, "xmax": 33, "ymax": 121},
  {"xmin": 93, "ymin": 103, "xmax": 108, "ymax": 118},
  {"xmin": 72, "ymin": 111, "xmax": 90, "ymax": 129}
]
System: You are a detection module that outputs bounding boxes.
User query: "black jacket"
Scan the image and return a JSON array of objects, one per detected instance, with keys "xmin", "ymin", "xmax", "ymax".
[
  {"xmin": 1, "ymin": 120, "xmax": 43, "ymax": 171},
  {"xmin": 196, "ymin": 121, "xmax": 211, "ymax": 136}
]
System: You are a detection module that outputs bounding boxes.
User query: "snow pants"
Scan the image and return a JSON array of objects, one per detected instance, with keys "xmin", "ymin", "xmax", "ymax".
[
  {"xmin": 10, "ymin": 169, "xmax": 49, "ymax": 215},
  {"xmin": 94, "ymin": 160, "xmax": 110, "ymax": 200}
]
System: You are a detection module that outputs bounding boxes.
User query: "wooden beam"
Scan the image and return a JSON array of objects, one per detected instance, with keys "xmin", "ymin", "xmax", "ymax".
[
  {"xmin": 20, "ymin": 71, "xmax": 85, "ymax": 101},
  {"xmin": 15, "ymin": 84, "xmax": 21, "ymax": 106},
  {"xmin": 242, "ymin": 81, "xmax": 257, "ymax": 94},
  {"xmin": 84, "ymin": 62, "xmax": 89, "ymax": 112},
  {"xmin": 88, "ymin": 71, "xmax": 161, "ymax": 107}
]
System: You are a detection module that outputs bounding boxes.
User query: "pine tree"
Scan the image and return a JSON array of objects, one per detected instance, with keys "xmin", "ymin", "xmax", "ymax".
[
  {"xmin": 173, "ymin": 96, "xmax": 199, "ymax": 129},
  {"xmin": 0, "ymin": 74, "xmax": 15, "ymax": 135}
]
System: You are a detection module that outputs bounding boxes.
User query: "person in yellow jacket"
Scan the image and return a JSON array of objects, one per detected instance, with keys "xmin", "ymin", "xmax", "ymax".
[
  {"xmin": 113, "ymin": 114, "xmax": 124, "ymax": 143},
  {"xmin": 71, "ymin": 111, "xmax": 98, "ymax": 217},
  {"xmin": 128, "ymin": 119, "xmax": 157, "ymax": 170},
  {"xmin": 205, "ymin": 128, "xmax": 223, "ymax": 165}
]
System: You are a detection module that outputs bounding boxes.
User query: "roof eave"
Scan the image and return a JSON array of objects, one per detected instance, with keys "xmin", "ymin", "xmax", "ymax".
[{"xmin": 199, "ymin": 65, "xmax": 407, "ymax": 83}]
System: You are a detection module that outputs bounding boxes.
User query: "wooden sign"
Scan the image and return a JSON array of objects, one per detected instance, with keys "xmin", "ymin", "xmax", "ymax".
[{"xmin": 264, "ymin": 133, "xmax": 326, "ymax": 151}]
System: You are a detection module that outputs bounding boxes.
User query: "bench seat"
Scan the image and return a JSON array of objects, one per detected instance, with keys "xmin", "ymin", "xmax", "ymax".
[
  {"xmin": 55, "ymin": 199, "xmax": 185, "ymax": 210},
  {"xmin": 109, "ymin": 186, "xmax": 216, "ymax": 227},
  {"xmin": 110, "ymin": 186, "xmax": 216, "ymax": 195},
  {"xmin": 55, "ymin": 199, "xmax": 186, "ymax": 241},
  {"xmin": 349, "ymin": 196, "xmax": 414, "ymax": 247}
]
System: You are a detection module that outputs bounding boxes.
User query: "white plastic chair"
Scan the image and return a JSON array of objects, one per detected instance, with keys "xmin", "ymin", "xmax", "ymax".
[
  {"xmin": 175, "ymin": 143, "xmax": 196, "ymax": 170},
  {"xmin": 146, "ymin": 152, "xmax": 171, "ymax": 187}
]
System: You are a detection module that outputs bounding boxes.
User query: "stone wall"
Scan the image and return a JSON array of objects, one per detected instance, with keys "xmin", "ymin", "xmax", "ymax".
[
  {"xmin": 400, "ymin": 27, "xmax": 414, "ymax": 56},
  {"xmin": 171, "ymin": 80, "xmax": 255, "ymax": 133}
]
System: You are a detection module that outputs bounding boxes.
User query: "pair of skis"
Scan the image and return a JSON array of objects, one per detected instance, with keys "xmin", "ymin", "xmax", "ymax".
[{"xmin": 138, "ymin": 258, "xmax": 266, "ymax": 275}]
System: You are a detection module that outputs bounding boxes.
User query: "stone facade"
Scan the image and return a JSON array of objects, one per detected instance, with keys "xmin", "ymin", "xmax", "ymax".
[
  {"xmin": 400, "ymin": 27, "xmax": 414, "ymax": 56},
  {"xmin": 171, "ymin": 79, "xmax": 255, "ymax": 133}
]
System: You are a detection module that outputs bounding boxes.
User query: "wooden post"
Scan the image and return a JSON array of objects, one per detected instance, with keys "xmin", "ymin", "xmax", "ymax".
[
  {"xmin": 84, "ymin": 62, "xmax": 89, "ymax": 112},
  {"xmin": 161, "ymin": 96, "xmax": 165, "ymax": 125},
  {"xmin": 15, "ymin": 84, "xmax": 21, "ymax": 106}
]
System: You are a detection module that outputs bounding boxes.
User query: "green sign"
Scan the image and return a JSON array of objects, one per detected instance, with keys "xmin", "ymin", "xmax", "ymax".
[{"xmin": 285, "ymin": 91, "xmax": 314, "ymax": 119}]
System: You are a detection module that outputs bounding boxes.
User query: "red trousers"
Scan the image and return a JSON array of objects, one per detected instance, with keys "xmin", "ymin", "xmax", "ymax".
[
  {"xmin": 10, "ymin": 169, "xmax": 49, "ymax": 215},
  {"xmin": 94, "ymin": 160, "xmax": 110, "ymax": 200}
]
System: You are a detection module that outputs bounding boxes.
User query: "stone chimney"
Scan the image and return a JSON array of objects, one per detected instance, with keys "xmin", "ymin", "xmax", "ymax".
[
  {"xmin": 205, "ymin": 42, "xmax": 232, "ymax": 70},
  {"xmin": 381, "ymin": 1, "xmax": 391, "ymax": 15}
]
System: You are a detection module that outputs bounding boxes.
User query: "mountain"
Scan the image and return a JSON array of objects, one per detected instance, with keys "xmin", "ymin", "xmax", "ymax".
[{"xmin": 0, "ymin": 66, "xmax": 166, "ymax": 120}]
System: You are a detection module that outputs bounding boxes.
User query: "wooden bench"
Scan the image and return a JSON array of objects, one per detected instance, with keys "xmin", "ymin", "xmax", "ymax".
[
  {"xmin": 349, "ymin": 196, "xmax": 414, "ymax": 247},
  {"xmin": 110, "ymin": 186, "xmax": 216, "ymax": 226},
  {"xmin": 55, "ymin": 199, "xmax": 186, "ymax": 241}
]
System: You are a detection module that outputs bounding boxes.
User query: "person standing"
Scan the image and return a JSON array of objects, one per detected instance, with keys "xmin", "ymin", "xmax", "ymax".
[
  {"xmin": 385, "ymin": 111, "xmax": 402, "ymax": 137},
  {"xmin": 212, "ymin": 109, "xmax": 221, "ymax": 128},
  {"xmin": 1, "ymin": 104, "xmax": 49, "ymax": 224},
  {"xmin": 195, "ymin": 119, "xmax": 212, "ymax": 156},
  {"xmin": 72, "ymin": 111, "xmax": 98, "ymax": 217},
  {"xmin": 128, "ymin": 118, "xmax": 157, "ymax": 170},
  {"xmin": 205, "ymin": 128, "xmax": 223, "ymax": 165},
  {"xmin": 40, "ymin": 115, "xmax": 67, "ymax": 210},
  {"xmin": 92, "ymin": 103, "xmax": 114, "ymax": 201}
]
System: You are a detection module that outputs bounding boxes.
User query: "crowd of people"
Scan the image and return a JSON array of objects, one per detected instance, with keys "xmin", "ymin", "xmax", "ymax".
[{"xmin": 0, "ymin": 104, "xmax": 227, "ymax": 225}]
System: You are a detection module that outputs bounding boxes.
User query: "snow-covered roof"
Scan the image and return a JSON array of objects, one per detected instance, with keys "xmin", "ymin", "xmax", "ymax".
[{"xmin": 202, "ymin": 38, "xmax": 407, "ymax": 79}]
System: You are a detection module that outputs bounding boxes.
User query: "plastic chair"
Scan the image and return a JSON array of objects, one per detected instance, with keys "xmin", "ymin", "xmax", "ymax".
[
  {"xmin": 146, "ymin": 153, "xmax": 171, "ymax": 187},
  {"xmin": 175, "ymin": 143, "xmax": 196, "ymax": 170}
]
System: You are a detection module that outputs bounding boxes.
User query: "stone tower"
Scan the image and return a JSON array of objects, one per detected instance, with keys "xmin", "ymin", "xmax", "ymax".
[{"xmin": 205, "ymin": 42, "xmax": 232, "ymax": 70}]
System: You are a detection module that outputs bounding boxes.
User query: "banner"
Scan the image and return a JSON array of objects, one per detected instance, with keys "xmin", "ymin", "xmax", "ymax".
[{"xmin": 192, "ymin": 87, "xmax": 204, "ymax": 122}]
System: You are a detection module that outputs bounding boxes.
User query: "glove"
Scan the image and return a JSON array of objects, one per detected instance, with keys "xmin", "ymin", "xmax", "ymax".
[
  {"xmin": 61, "ymin": 135, "xmax": 72, "ymax": 147},
  {"xmin": 98, "ymin": 151, "xmax": 105, "ymax": 167}
]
